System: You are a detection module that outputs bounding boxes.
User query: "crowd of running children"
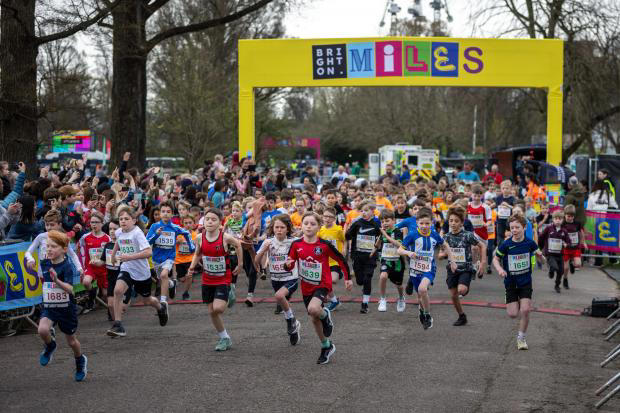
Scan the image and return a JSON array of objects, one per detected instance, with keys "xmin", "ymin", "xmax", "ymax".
[{"xmin": 16, "ymin": 154, "xmax": 589, "ymax": 380}]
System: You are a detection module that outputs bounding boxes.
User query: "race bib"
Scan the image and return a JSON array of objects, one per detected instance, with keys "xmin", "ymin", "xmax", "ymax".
[
  {"xmin": 381, "ymin": 243, "xmax": 399, "ymax": 260},
  {"xmin": 89, "ymin": 248, "xmax": 103, "ymax": 262},
  {"xmin": 569, "ymin": 232, "xmax": 579, "ymax": 246},
  {"xmin": 202, "ymin": 256, "xmax": 226, "ymax": 276},
  {"xmin": 548, "ymin": 238, "xmax": 562, "ymax": 253},
  {"xmin": 269, "ymin": 254, "xmax": 289, "ymax": 275},
  {"xmin": 43, "ymin": 282, "xmax": 69, "ymax": 306},
  {"xmin": 498, "ymin": 205, "xmax": 512, "ymax": 219},
  {"xmin": 356, "ymin": 234, "xmax": 375, "ymax": 252},
  {"xmin": 227, "ymin": 228, "xmax": 242, "ymax": 239},
  {"xmin": 487, "ymin": 222, "xmax": 495, "ymax": 234},
  {"xmin": 178, "ymin": 241, "xmax": 191, "ymax": 255},
  {"xmin": 299, "ymin": 260, "xmax": 321, "ymax": 284},
  {"xmin": 119, "ymin": 239, "xmax": 136, "ymax": 255},
  {"xmin": 469, "ymin": 214, "xmax": 484, "ymax": 228},
  {"xmin": 105, "ymin": 248, "xmax": 120, "ymax": 267},
  {"xmin": 156, "ymin": 231, "xmax": 175, "ymax": 248},
  {"xmin": 508, "ymin": 253, "xmax": 530, "ymax": 273},
  {"xmin": 450, "ymin": 247, "xmax": 466, "ymax": 263},
  {"xmin": 410, "ymin": 253, "xmax": 432, "ymax": 274}
]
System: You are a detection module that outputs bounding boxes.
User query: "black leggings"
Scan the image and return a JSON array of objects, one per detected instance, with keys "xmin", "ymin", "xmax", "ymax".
[
  {"xmin": 243, "ymin": 249, "xmax": 257, "ymax": 294},
  {"xmin": 353, "ymin": 258, "xmax": 376, "ymax": 295},
  {"xmin": 548, "ymin": 255, "xmax": 564, "ymax": 285}
]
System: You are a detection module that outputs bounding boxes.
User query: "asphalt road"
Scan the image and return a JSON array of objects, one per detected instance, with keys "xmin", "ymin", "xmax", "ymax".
[{"xmin": 2, "ymin": 264, "xmax": 619, "ymax": 413}]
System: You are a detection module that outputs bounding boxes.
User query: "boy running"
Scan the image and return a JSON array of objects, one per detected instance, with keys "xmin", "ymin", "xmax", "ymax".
[
  {"xmin": 398, "ymin": 207, "xmax": 456, "ymax": 330},
  {"xmin": 37, "ymin": 230, "xmax": 88, "ymax": 381},
  {"xmin": 146, "ymin": 201, "xmax": 195, "ymax": 304},
  {"xmin": 378, "ymin": 209, "xmax": 406, "ymax": 312},
  {"xmin": 286, "ymin": 212, "xmax": 352, "ymax": 364},
  {"xmin": 77, "ymin": 211, "xmax": 110, "ymax": 313},
  {"xmin": 562, "ymin": 204, "xmax": 584, "ymax": 289},
  {"xmin": 493, "ymin": 214, "xmax": 546, "ymax": 350},
  {"xmin": 318, "ymin": 207, "xmax": 347, "ymax": 311},
  {"xmin": 107, "ymin": 206, "xmax": 168, "ymax": 337},
  {"xmin": 175, "ymin": 214, "xmax": 198, "ymax": 300},
  {"xmin": 189, "ymin": 208, "xmax": 243, "ymax": 351},
  {"xmin": 345, "ymin": 200, "xmax": 382, "ymax": 314},
  {"xmin": 441, "ymin": 206, "xmax": 486, "ymax": 326}
]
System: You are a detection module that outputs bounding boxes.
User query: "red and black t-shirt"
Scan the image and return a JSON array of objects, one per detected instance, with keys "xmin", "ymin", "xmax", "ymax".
[
  {"xmin": 287, "ymin": 238, "xmax": 350, "ymax": 296},
  {"xmin": 562, "ymin": 221, "xmax": 582, "ymax": 250}
]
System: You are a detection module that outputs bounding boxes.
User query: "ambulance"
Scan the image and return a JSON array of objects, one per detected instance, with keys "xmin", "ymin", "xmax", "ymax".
[{"xmin": 369, "ymin": 143, "xmax": 439, "ymax": 182}]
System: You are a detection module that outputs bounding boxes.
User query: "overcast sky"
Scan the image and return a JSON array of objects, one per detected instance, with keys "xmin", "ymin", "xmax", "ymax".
[{"xmin": 283, "ymin": 0, "xmax": 482, "ymax": 39}]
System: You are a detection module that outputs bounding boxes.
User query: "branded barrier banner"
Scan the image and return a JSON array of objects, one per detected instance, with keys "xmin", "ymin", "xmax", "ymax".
[{"xmin": 584, "ymin": 210, "xmax": 620, "ymax": 253}]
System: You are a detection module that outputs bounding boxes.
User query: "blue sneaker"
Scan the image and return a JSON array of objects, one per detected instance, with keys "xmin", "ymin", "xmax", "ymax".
[
  {"xmin": 39, "ymin": 339, "xmax": 57, "ymax": 366},
  {"xmin": 75, "ymin": 355, "xmax": 88, "ymax": 382},
  {"xmin": 326, "ymin": 299, "xmax": 340, "ymax": 311}
]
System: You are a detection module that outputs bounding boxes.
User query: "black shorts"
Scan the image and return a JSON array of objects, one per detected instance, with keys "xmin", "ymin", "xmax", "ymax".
[
  {"xmin": 505, "ymin": 283, "xmax": 533, "ymax": 304},
  {"xmin": 330, "ymin": 265, "xmax": 343, "ymax": 280},
  {"xmin": 106, "ymin": 270, "xmax": 133, "ymax": 304},
  {"xmin": 353, "ymin": 259, "xmax": 376, "ymax": 286},
  {"xmin": 175, "ymin": 262, "xmax": 192, "ymax": 279},
  {"xmin": 41, "ymin": 306, "xmax": 78, "ymax": 335},
  {"xmin": 271, "ymin": 279, "xmax": 299, "ymax": 298},
  {"xmin": 303, "ymin": 287, "xmax": 329, "ymax": 309},
  {"xmin": 202, "ymin": 284, "xmax": 229, "ymax": 304},
  {"xmin": 380, "ymin": 264, "xmax": 405, "ymax": 286},
  {"xmin": 446, "ymin": 270, "xmax": 474, "ymax": 290},
  {"xmin": 117, "ymin": 272, "xmax": 152, "ymax": 298}
]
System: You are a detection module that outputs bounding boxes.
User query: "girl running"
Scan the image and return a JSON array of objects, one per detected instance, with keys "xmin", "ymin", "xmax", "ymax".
[
  {"xmin": 189, "ymin": 208, "xmax": 243, "ymax": 351},
  {"xmin": 285, "ymin": 212, "xmax": 352, "ymax": 365},
  {"xmin": 255, "ymin": 214, "xmax": 300, "ymax": 345}
]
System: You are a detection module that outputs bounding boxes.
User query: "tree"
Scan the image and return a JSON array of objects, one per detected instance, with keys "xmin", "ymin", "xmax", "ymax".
[
  {"xmin": 0, "ymin": 0, "xmax": 119, "ymax": 175},
  {"xmin": 106, "ymin": 0, "xmax": 276, "ymax": 169}
]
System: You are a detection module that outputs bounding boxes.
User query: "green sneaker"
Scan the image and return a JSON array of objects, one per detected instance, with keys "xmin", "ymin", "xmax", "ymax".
[
  {"xmin": 227, "ymin": 285, "xmax": 236, "ymax": 308},
  {"xmin": 215, "ymin": 337, "xmax": 232, "ymax": 351}
]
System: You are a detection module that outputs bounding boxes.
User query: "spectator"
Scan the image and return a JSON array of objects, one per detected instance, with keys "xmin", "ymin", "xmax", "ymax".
[
  {"xmin": 587, "ymin": 179, "xmax": 618, "ymax": 211},
  {"xmin": 211, "ymin": 179, "xmax": 227, "ymax": 208},
  {"xmin": 456, "ymin": 162, "xmax": 480, "ymax": 182},
  {"xmin": 0, "ymin": 161, "xmax": 12, "ymax": 198},
  {"xmin": 350, "ymin": 161, "xmax": 361, "ymax": 177},
  {"xmin": 432, "ymin": 162, "xmax": 447, "ymax": 183},
  {"xmin": 525, "ymin": 173, "xmax": 546, "ymax": 204},
  {"xmin": 399, "ymin": 164, "xmax": 411, "ymax": 184},
  {"xmin": 331, "ymin": 165, "xmax": 349, "ymax": 188},
  {"xmin": 597, "ymin": 168, "xmax": 616, "ymax": 199},
  {"xmin": 0, "ymin": 162, "xmax": 26, "ymax": 208},
  {"xmin": 564, "ymin": 176, "xmax": 587, "ymax": 226},
  {"xmin": 0, "ymin": 201, "xmax": 20, "ymax": 241},
  {"xmin": 379, "ymin": 163, "xmax": 400, "ymax": 186},
  {"xmin": 482, "ymin": 164, "xmax": 503, "ymax": 185},
  {"xmin": 7, "ymin": 195, "xmax": 42, "ymax": 241}
]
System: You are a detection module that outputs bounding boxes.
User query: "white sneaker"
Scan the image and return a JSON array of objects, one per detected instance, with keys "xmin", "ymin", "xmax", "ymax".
[
  {"xmin": 517, "ymin": 337, "xmax": 528, "ymax": 350},
  {"xmin": 396, "ymin": 298, "xmax": 406, "ymax": 312},
  {"xmin": 378, "ymin": 298, "xmax": 387, "ymax": 312}
]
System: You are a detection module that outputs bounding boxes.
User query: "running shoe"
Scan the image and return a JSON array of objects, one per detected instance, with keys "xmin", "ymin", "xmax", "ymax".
[
  {"xmin": 563, "ymin": 278, "xmax": 570, "ymax": 289},
  {"xmin": 548, "ymin": 271, "xmax": 554, "ymax": 279},
  {"xmin": 326, "ymin": 299, "xmax": 340, "ymax": 311},
  {"xmin": 289, "ymin": 321, "xmax": 301, "ymax": 346},
  {"xmin": 317, "ymin": 343, "xmax": 336, "ymax": 365},
  {"xmin": 321, "ymin": 308, "xmax": 333, "ymax": 337},
  {"xmin": 81, "ymin": 301, "xmax": 94, "ymax": 315},
  {"xmin": 260, "ymin": 270, "xmax": 267, "ymax": 280},
  {"xmin": 378, "ymin": 298, "xmax": 387, "ymax": 312},
  {"xmin": 39, "ymin": 339, "xmax": 57, "ymax": 366},
  {"xmin": 405, "ymin": 279, "xmax": 414, "ymax": 295},
  {"xmin": 75, "ymin": 355, "xmax": 88, "ymax": 382},
  {"xmin": 554, "ymin": 284, "xmax": 561, "ymax": 293},
  {"xmin": 517, "ymin": 337, "xmax": 528, "ymax": 350},
  {"xmin": 107, "ymin": 322, "xmax": 126, "ymax": 337},
  {"xmin": 182, "ymin": 291, "xmax": 190, "ymax": 300},
  {"xmin": 168, "ymin": 279, "xmax": 177, "ymax": 300},
  {"xmin": 158, "ymin": 302, "xmax": 169, "ymax": 326},
  {"xmin": 423, "ymin": 313, "xmax": 433, "ymax": 330},
  {"xmin": 286, "ymin": 317, "xmax": 298, "ymax": 335},
  {"xmin": 486, "ymin": 267, "xmax": 492, "ymax": 275},
  {"xmin": 418, "ymin": 307, "xmax": 425, "ymax": 326},
  {"xmin": 569, "ymin": 262, "xmax": 575, "ymax": 274},
  {"xmin": 275, "ymin": 304, "xmax": 283, "ymax": 315},
  {"xmin": 244, "ymin": 295, "xmax": 254, "ymax": 307},
  {"xmin": 360, "ymin": 303, "xmax": 369, "ymax": 314},
  {"xmin": 227, "ymin": 284, "xmax": 236, "ymax": 308},
  {"xmin": 215, "ymin": 337, "xmax": 232, "ymax": 351},
  {"xmin": 453, "ymin": 313, "xmax": 467, "ymax": 326},
  {"xmin": 396, "ymin": 298, "xmax": 406, "ymax": 313}
]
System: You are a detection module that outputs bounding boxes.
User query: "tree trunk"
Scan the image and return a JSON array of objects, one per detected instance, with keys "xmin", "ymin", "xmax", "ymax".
[
  {"xmin": 0, "ymin": 1, "xmax": 38, "ymax": 176},
  {"xmin": 110, "ymin": 0, "xmax": 148, "ymax": 169}
]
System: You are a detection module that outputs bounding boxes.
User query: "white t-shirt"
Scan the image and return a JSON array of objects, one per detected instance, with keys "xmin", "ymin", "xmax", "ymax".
[
  {"xmin": 257, "ymin": 237, "xmax": 297, "ymax": 282},
  {"xmin": 115, "ymin": 226, "xmax": 151, "ymax": 280},
  {"xmin": 332, "ymin": 171, "xmax": 349, "ymax": 187}
]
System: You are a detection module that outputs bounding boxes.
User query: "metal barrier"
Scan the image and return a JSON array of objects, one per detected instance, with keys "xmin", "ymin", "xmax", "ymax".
[{"xmin": 596, "ymin": 305, "xmax": 620, "ymax": 409}]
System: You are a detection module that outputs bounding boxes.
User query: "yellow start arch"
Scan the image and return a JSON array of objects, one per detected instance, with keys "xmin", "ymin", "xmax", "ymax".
[{"xmin": 238, "ymin": 37, "xmax": 563, "ymax": 165}]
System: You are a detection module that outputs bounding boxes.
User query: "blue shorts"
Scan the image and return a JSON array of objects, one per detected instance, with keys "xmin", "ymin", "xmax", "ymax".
[
  {"xmin": 271, "ymin": 279, "xmax": 299, "ymax": 298},
  {"xmin": 409, "ymin": 271, "xmax": 435, "ymax": 293},
  {"xmin": 41, "ymin": 305, "xmax": 78, "ymax": 335}
]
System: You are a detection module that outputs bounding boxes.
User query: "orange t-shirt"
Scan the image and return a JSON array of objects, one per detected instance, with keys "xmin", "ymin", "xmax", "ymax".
[
  {"xmin": 291, "ymin": 212, "xmax": 303, "ymax": 228},
  {"xmin": 175, "ymin": 230, "xmax": 197, "ymax": 264},
  {"xmin": 375, "ymin": 197, "xmax": 394, "ymax": 211}
]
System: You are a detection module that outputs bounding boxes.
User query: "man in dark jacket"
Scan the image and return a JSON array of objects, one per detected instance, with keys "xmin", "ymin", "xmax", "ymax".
[{"xmin": 564, "ymin": 176, "xmax": 587, "ymax": 226}]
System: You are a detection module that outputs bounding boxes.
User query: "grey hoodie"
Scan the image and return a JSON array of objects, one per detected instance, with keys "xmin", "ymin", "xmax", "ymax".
[{"xmin": 565, "ymin": 184, "xmax": 587, "ymax": 225}]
